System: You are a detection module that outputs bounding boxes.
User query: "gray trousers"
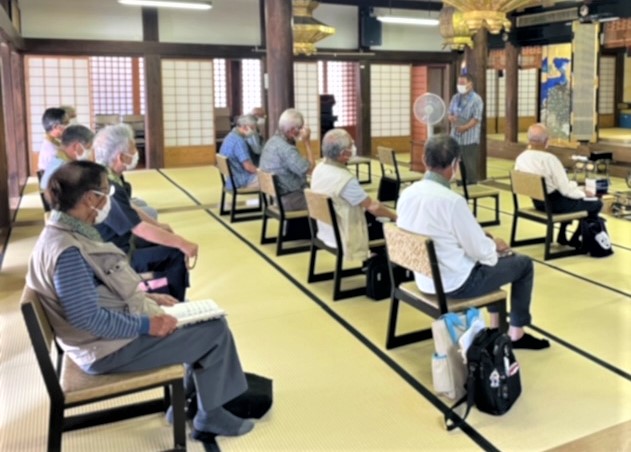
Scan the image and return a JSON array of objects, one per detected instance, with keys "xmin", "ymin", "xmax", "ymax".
[
  {"xmin": 281, "ymin": 190, "xmax": 308, "ymax": 211},
  {"xmin": 446, "ymin": 254, "xmax": 533, "ymax": 327},
  {"xmin": 460, "ymin": 143, "xmax": 480, "ymax": 184},
  {"xmin": 85, "ymin": 318, "xmax": 247, "ymax": 426}
]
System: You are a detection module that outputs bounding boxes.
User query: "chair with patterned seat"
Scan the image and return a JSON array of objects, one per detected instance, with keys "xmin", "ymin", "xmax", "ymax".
[{"xmin": 383, "ymin": 223, "xmax": 507, "ymax": 349}]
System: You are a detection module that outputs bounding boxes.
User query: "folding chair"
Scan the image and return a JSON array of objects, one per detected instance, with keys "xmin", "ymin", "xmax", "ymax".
[
  {"xmin": 509, "ymin": 170, "xmax": 588, "ymax": 260},
  {"xmin": 258, "ymin": 169, "xmax": 310, "ymax": 255},
  {"xmin": 216, "ymin": 154, "xmax": 261, "ymax": 223},
  {"xmin": 383, "ymin": 223, "xmax": 507, "ymax": 349},
  {"xmin": 20, "ymin": 286, "xmax": 186, "ymax": 452}
]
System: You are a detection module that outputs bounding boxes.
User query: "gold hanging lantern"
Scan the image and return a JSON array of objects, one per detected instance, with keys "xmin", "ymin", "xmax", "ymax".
[
  {"xmin": 292, "ymin": 0, "xmax": 335, "ymax": 56},
  {"xmin": 441, "ymin": 0, "xmax": 541, "ymax": 34},
  {"xmin": 439, "ymin": 6, "xmax": 474, "ymax": 50}
]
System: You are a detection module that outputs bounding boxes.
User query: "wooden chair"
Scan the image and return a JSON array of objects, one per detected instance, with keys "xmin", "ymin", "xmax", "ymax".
[
  {"xmin": 509, "ymin": 170, "xmax": 588, "ymax": 260},
  {"xmin": 456, "ymin": 159, "xmax": 500, "ymax": 227},
  {"xmin": 258, "ymin": 169, "xmax": 310, "ymax": 255},
  {"xmin": 346, "ymin": 155, "xmax": 372, "ymax": 184},
  {"xmin": 20, "ymin": 286, "xmax": 186, "ymax": 452},
  {"xmin": 216, "ymin": 154, "xmax": 261, "ymax": 223},
  {"xmin": 383, "ymin": 223, "xmax": 508, "ymax": 349},
  {"xmin": 377, "ymin": 146, "xmax": 422, "ymax": 206},
  {"xmin": 36, "ymin": 170, "xmax": 52, "ymax": 214},
  {"xmin": 304, "ymin": 189, "xmax": 385, "ymax": 301}
]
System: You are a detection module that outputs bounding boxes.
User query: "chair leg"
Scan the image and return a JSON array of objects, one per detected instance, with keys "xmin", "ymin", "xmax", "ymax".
[
  {"xmin": 510, "ymin": 212, "xmax": 519, "ymax": 247},
  {"xmin": 170, "ymin": 381, "xmax": 187, "ymax": 450},
  {"xmin": 307, "ymin": 244, "xmax": 319, "ymax": 283},
  {"xmin": 230, "ymin": 192, "xmax": 238, "ymax": 223},
  {"xmin": 48, "ymin": 404, "xmax": 64, "ymax": 452},
  {"xmin": 385, "ymin": 295, "xmax": 402, "ymax": 349},
  {"xmin": 219, "ymin": 191, "xmax": 228, "ymax": 216},
  {"xmin": 544, "ymin": 221, "xmax": 555, "ymax": 260},
  {"xmin": 260, "ymin": 213, "xmax": 274, "ymax": 245}
]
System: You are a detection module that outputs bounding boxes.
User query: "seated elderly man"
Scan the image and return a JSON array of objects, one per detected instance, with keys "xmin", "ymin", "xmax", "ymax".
[
  {"xmin": 94, "ymin": 124, "xmax": 197, "ymax": 301},
  {"xmin": 259, "ymin": 108, "xmax": 315, "ymax": 211},
  {"xmin": 37, "ymin": 107, "xmax": 69, "ymax": 171},
  {"xmin": 219, "ymin": 114, "xmax": 260, "ymax": 190},
  {"xmin": 40, "ymin": 124, "xmax": 95, "ymax": 190},
  {"xmin": 27, "ymin": 160, "xmax": 254, "ymax": 439},
  {"xmin": 515, "ymin": 123, "xmax": 602, "ymax": 246},
  {"xmin": 397, "ymin": 135, "xmax": 550, "ymax": 350},
  {"xmin": 246, "ymin": 107, "xmax": 266, "ymax": 165},
  {"xmin": 311, "ymin": 129, "xmax": 397, "ymax": 261}
]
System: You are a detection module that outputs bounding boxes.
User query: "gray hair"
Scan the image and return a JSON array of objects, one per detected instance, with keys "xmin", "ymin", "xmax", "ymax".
[
  {"xmin": 61, "ymin": 124, "xmax": 94, "ymax": 148},
  {"xmin": 424, "ymin": 135, "xmax": 461, "ymax": 169},
  {"xmin": 321, "ymin": 129, "xmax": 352, "ymax": 160},
  {"xmin": 278, "ymin": 108, "xmax": 304, "ymax": 134},
  {"xmin": 94, "ymin": 123, "xmax": 135, "ymax": 167},
  {"xmin": 236, "ymin": 114, "xmax": 257, "ymax": 127}
]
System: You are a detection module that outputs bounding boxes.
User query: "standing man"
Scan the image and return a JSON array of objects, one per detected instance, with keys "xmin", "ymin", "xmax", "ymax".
[
  {"xmin": 448, "ymin": 74, "xmax": 483, "ymax": 184},
  {"xmin": 397, "ymin": 135, "xmax": 550, "ymax": 350},
  {"xmin": 220, "ymin": 114, "xmax": 260, "ymax": 190},
  {"xmin": 259, "ymin": 108, "xmax": 315, "ymax": 211}
]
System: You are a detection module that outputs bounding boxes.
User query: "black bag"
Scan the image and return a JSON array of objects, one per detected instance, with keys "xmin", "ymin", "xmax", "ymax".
[
  {"xmin": 364, "ymin": 254, "xmax": 413, "ymax": 301},
  {"xmin": 186, "ymin": 372, "xmax": 273, "ymax": 420},
  {"xmin": 580, "ymin": 217, "xmax": 613, "ymax": 258},
  {"xmin": 377, "ymin": 177, "xmax": 400, "ymax": 203},
  {"xmin": 445, "ymin": 328, "xmax": 521, "ymax": 431}
]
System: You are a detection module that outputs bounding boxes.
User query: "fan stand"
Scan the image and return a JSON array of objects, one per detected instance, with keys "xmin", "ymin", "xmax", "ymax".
[{"xmin": 427, "ymin": 123, "xmax": 434, "ymax": 139}]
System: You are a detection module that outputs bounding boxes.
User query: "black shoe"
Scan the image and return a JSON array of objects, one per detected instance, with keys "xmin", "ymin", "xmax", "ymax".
[{"xmin": 512, "ymin": 333, "xmax": 550, "ymax": 350}]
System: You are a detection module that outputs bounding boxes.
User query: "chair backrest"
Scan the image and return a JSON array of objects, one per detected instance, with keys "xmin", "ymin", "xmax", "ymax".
[
  {"xmin": 20, "ymin": 286, "xmax": 64, "ymax": 400},
  {"xmin": 215, "ymin": 154, "xmax": 235, "ymax": 189},
  {"xmin": 257, "ymin": 169, "xmax": 276, "ymax": 199},
  {"xmin": 510, "ymin": 169, "xmax": 546, "ymax": 202},
  {"xmin": 304, "ymin": 189, "xmax": 333, "ymax": 226},
  {"xmin": 383, "ymin": 223, "xmax": 433, "ymax": 277}
]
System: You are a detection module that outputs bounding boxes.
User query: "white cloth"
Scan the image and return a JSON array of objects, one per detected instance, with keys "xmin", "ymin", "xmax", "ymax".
[
  {"xmin": 396, "ymin": 178, "xmax": 497, "ymax": 293},
  {"xmin": 515, "ymin": 149, "xmax": 585, "ymax": 199}
]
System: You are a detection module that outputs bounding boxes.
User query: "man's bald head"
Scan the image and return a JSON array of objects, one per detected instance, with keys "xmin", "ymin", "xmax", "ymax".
[{"xmin": 527, "ymin": 123, "xmax": 549, "ymax": 148}]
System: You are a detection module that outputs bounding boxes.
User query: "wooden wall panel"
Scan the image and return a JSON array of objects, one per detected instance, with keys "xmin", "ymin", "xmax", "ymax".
[
  {"xmin": 370, "ymin": 136, "xmax": 410, "ymax": 157},
  {"xmin": 598, "ymin": 114, "xmax": 615, "ymax": 128},
  {"xmin": 164, "ymin": 145, "xmax": 216, "ymax": 168}
]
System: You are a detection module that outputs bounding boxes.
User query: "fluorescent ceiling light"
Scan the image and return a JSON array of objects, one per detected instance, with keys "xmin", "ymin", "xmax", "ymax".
[
  {"xmin": 118, "ymin": 0, "xmax": 212, "ymax": 10},
  {"xmin": 377, "ymin": 16, "xmax": 439, "ymax": 26}
]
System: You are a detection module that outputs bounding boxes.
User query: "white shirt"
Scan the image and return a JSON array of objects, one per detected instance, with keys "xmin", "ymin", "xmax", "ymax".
[
  {"xmin": 396, "ymin": 176, "xmax": 497, "ymax": 293},
  {"xmin": 514, "ymin": 148, "xmax": 585, "ymax": 199}
]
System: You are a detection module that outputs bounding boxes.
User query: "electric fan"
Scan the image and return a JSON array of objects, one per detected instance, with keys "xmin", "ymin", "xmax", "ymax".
[{"xmin": 413, "ymin": 92, "xmax": 446, "ymax": 138}]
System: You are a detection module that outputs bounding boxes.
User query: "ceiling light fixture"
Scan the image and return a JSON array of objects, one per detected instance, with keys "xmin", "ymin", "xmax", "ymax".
[
  {"xmin": 377, "ymin": 16, "xmax": 439, "ymax": 26},
  {"xmin": 118, "ymin": 0, "xmax": 212, "ymax": 10}
]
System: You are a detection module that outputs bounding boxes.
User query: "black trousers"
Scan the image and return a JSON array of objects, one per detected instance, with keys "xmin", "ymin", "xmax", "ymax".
[
  {"xmin": 533, "ymin": 191, "xmax": 602, "ymax": 218},
  {"xmin": 131, "ymin": 245, "xmax": 190, "ymax": 301}
]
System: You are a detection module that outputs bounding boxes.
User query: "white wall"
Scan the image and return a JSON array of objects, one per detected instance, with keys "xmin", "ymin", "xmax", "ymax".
[
  {"xmin": 20, "ymin": 0, "xmax": 143, "ymax": 41},
  {"xmin": 18, "ymin": 0, "xmax": 444, "ymax": 52}
]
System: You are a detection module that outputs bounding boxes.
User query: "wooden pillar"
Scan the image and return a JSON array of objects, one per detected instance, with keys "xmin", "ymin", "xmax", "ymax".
[
  {"xmin": 505, "ymin": 41, "xmax": 519, "ymax": 143},
  {"xmin": 0, "ymin": 44, "xmax": 9, "ymax": 228},
  {"xmin": 11, "ymin": 50, "xmax": 27, "ymax": 183},
  {"xmin": 465, "ymin": 29, "xmax": 488, "ymax": 180},
  {"xmin": 356, "ymin": 61, "xmax": 370, "ymax": 157},
  {"xmin": 264, "ymin": 0, "xmax": 294, "ymax": 133},
  {"xmin": 228, "ymin": 60, "xmax": 242, "ymax": 117},
  {"xmin": 142, "ymin": 8, "xmax": 164, "ymax": 169}
]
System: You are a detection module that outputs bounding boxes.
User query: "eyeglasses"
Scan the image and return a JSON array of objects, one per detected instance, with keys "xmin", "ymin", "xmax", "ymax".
[{"xmin": 91, "ymin": 185, "xmax": 115, "ymax": 197}]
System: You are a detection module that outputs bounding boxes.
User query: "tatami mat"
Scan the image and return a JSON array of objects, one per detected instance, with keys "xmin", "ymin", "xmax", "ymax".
[{"xmin": 1, "ymin": 159, "xmax": 630, "ymax": 451}]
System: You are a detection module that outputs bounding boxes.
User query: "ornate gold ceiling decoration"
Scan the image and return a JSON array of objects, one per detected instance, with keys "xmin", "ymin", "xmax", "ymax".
[
  {"xmin": 439, "ymin": 6, "xmax": 474, "ymax": 50},
  {"xmin": 441, "ymin": 0, "xmax": 542, "ymax": 34},
  {"xmin": 292, "ymin": 0, "xmax": 335, "ymax": 56}
]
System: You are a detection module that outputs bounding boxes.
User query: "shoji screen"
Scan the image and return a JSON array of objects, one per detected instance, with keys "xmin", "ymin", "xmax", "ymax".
[
  {"xmin": 294, "ymin": 62, "xmax": 320, "ymax": 142},
  {"xmin": 370, "ymin": 64, "xmax": 411, "ymax": 137}
]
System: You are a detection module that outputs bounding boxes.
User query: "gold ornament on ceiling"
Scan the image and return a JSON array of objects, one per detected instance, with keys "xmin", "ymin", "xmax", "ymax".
[
  {"xmin": 292, "ymin": 0, "xmax": 335, "ymax": 56},
  {"xmin": 441, "ymin": 0, "xmax": 542, "ymax": 34},
  {"xmin": 439, "ymin": 7, "xmax": 474, "ymax": 50}
]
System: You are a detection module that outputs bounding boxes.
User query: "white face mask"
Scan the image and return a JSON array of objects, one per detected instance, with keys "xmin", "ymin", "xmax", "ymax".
[
  {"xmin": 257, "ymin": 117, "xmax": 265, "ymax": 127},
  {"xmin": 449, "ymin": 159, "xmax": 459, "ymax": 182},
  {"xmin": 77, "ymin": 144, "xmax": 92, "ymax": 161},
  {"xmin": 124, "ymin": 152, "xmax": 139, "ymax": 171},
  {"xmin": 457, "ymin": 84, "xmax": 468, "ymax": 94},
  {"xmin": 350, "ymin": 145, "xmax": 357, "ymax": 157},
  {"xmin": 90, "ymin": 191, "xmax": 112, "ymax": 224}
]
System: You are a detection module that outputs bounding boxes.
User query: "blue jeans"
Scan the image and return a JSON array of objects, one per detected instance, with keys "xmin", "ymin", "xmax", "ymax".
[{"xmin": 446, "ymin": 254, "xmax": 533, "ymax": 327}]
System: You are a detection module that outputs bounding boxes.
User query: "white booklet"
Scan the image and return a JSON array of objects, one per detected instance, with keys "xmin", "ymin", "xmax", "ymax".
[{"xmin": 162, "ymin": 299, "xmax": 226, "ymax": 328}]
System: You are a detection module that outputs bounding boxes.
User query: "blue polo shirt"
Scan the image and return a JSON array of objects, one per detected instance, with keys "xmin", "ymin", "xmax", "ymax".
[{"xmin": 219, "ymin": 129, "xmax": 257, "ymax": 190}]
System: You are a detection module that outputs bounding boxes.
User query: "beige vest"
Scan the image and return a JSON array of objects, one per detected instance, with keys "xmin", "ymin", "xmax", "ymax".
[
  {"xmin": 26, "ymin": 219, "xmax": 162, "ymax": 366},
  {"xmin": 311, "ymin": 160, "xmax": 370, "ymax": 262}
]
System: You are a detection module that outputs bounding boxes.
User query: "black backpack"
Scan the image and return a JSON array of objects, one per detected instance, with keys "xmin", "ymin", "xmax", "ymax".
[
  {"xmin": 445, "ymin": 328, "xmax": 522, "ymax": 431},
  {"xmin": 363, "ymin": 254, "xmax": 413, "ymax": 301}
]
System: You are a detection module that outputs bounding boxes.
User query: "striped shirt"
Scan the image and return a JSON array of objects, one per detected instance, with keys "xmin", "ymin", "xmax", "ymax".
[
  {"xmin": 53, "ymin": 247, "xmax": 150, "ymax": 338},
  {"xmin": 448, "ymin": 91, "xmax": 483, "ymax": 146}
]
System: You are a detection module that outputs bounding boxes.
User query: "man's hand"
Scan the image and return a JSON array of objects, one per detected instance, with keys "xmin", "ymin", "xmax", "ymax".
[
  {"xmin": 148, "ymin": 314, "xmax": 178, "ymax": 337},
  {"xmin": 299, "ymin": 126, "xmax": 311, "ymax": 142},
  {"xmin": 494, "ymin": 237, "xmax": 510, "ymax": 253},
  {"xmin": 456, "ymin": 125, "xmax": 468, "ymax": 134},
  {"xmin": 146, "ymin": 293, "xmax": 178, "ymax": 306},
  {"xmin": 448, "ymin": 114, "xmax": 457, "ymax": 124},
  {"xmin": 180, "ymin": 240, "xmax": 199, "ymax": 259}
]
